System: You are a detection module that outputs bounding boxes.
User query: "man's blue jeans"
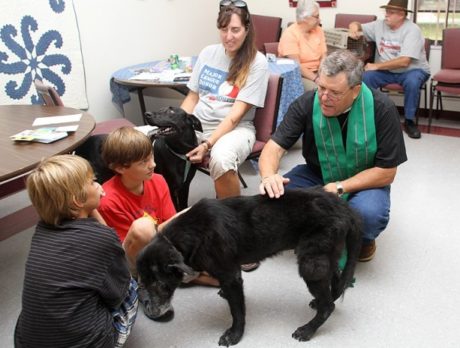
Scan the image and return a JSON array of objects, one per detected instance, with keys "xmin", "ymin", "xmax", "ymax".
[
  {"xmin": 363, "ymin": 69, "xmax": 430, "ymax": 120},
  {"xmin": 284, "ymin": 165, "xmax": 391, "ymax": 244}
]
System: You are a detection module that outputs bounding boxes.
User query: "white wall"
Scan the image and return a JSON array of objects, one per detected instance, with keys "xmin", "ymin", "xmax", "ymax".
[
  {"xmin": 74, "ymin": 0, "xmax": 218, "ymax": 123},
  {"xmin": 74, "ymin": 0, "xmax": 449, "ymax": 124}
]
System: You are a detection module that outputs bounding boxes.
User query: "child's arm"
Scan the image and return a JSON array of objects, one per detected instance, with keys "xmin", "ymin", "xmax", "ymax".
[
  {"xmin": 158, "ymin": 206, "xmax": 190, "ymax": 232},
  {"xmin": 99, "ymin": 251, "xmax": 132, "ymax": 308}
]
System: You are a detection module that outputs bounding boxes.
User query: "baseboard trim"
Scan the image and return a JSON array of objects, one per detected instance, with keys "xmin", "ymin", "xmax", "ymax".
[{"xmin": 0, "ymin": 205, "xmax": 38, "ymax": 241}]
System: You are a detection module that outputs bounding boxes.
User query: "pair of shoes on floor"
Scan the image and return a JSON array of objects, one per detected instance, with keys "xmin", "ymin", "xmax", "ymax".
[
  {"xmin": 359, "ymin": 240, "xmax": 376, "ymax": 262},
  {"xmin": 404, "ymin": 120, "xmax": 421, "ymax": 139},
  {"xmin": 241, "ymin": 262, "xmax": 260, "ymax": 272}
]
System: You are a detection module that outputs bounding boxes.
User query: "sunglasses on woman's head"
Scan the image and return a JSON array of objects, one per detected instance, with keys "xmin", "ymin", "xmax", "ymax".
[{"xmin": 219, "ymin": 0, "xmax": 248, "ymax": 9}]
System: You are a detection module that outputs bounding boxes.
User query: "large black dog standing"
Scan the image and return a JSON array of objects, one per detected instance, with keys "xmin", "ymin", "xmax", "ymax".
[
  {"xmin": 144, "ymin": 107, "xmax": 202, "ymax": 211},
  {"xmin": 137, "ymin": 187, "xmax": 362, "ymax": 346}
]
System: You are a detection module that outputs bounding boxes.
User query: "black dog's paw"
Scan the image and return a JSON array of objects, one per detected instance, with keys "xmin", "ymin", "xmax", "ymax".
[
  {"xmin": 218, "ymin": 328, "xmax": 243, "ymax": 346},
  {"xmin": 292, "ymin": 324, "xmax": 316, "ymax": 342},
  {"xmin": 309, "ymin": 299, "xmax": 317, "ymax": 309}
]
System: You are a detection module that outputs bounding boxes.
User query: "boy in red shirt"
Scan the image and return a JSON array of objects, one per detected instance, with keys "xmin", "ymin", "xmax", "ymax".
[{"xmin": 99, "ymin": 127, "xmax": 217, "ymax": 286}]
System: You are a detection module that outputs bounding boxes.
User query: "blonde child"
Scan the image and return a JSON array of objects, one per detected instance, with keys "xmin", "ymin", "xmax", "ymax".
[{"xmin": 15, "ymin": 155, "xmax": 137, "ymax": 348}]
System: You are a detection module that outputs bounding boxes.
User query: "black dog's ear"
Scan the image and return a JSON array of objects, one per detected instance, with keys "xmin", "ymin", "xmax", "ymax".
[
  {"xmin": 187, "ymin": 114, "xmax": 203, "ymax": 132},
  {"xmin": 144, "ymin": 111, "xmax": 154, "ymax": 126}
]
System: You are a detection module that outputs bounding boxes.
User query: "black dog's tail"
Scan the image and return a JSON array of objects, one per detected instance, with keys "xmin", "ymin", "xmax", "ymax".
[{"xmin": 332, "ymin": 215, "xmax": 363, "ymax": 300}]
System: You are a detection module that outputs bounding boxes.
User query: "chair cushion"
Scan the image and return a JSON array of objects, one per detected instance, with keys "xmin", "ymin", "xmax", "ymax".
[
  {"xmin": 382, "ymin": 83, "xmax": 403, "ymax": 92},
  {"xmin": 435, "ymin": 83, "xmax": 460, "ymax": 95},
  {"xmin": 92, "ymin": 118, "xmax": 135, "ymax": 135},
  {"xmin": 433, "ymin": 69, "xmax": 460, "ymax": 84},
  {"xmin": 251, "ymin": 140, "xmax": 265, "ymax": 154}
]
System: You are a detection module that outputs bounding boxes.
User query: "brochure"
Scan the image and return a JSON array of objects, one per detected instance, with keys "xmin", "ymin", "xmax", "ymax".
[{"xmin": 11, "ymin": 127, "xmax": 69, "ymax": 143}]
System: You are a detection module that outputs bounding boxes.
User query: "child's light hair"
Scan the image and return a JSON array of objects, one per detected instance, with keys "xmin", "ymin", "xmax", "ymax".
[
  {"xmin": 26, "ymin": 154, "xmax": 94, "ymax": 225},
  {"xmin": 102, "ymin": 127, "xmax": 153, "ymax": 170}
]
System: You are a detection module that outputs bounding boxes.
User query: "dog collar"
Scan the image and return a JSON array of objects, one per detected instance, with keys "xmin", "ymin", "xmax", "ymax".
[{"xmin": 163, "ymin": 143, "xmax": 192, "ymax": 184}]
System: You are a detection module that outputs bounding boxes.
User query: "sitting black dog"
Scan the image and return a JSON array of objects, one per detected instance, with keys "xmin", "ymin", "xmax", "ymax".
[
  {"xmin": 144, "ymin": 107, "xmax": 202, "ymax": 211},
  {"xmin": 74, "ymin": 134, "xmax": 112, "ymax": 184},
  {"xmin": 136, "ymin": 187, "xmax": 362, "ymax": 346}
]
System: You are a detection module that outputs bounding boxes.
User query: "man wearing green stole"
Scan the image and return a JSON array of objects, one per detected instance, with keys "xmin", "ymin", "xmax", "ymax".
[{"xmin": 258, "ymin": 50, "xmax": 407, "ymax": 262}]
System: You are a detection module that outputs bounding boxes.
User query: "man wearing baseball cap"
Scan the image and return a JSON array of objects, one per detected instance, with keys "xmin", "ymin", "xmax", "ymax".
[{"xmin": 349, "ymin": 0, "xmax": 430, "ymax": 139}]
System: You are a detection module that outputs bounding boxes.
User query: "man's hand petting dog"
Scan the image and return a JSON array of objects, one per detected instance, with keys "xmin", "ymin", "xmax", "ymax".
[
  {"xmin": 259, "ymin": 173, "xmax": 290, "ymax": 198},
  {"xmin": 137, "ymin": 187, "xmax": 362, "ymax": 346}
]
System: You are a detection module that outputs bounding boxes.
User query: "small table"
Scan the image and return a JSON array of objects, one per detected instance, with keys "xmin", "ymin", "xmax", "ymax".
[
  {"xmin": 111, "ymin": 60, "xmax": 191, "ymax": 124},
  {"xmin": 0, "ymin": 105, "xmax": 95, "ymax": 240},
  {"xmin": 0, "ymin": 105, "xmax": 95, "ymax": 184},
  {"xmin": 111, "ymin": 58, "xmax": 304, "ymax": 127}
]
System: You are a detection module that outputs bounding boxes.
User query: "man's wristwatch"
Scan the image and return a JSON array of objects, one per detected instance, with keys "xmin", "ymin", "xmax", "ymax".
[{"xmin": 336, "ymin": 181, "xmax": 344, "ymax": 198}]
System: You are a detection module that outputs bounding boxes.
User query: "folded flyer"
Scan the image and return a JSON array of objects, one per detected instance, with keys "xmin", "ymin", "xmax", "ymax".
[{"xmin": 11, "ymin": 128, "xmax": 69, "ymax": 143}]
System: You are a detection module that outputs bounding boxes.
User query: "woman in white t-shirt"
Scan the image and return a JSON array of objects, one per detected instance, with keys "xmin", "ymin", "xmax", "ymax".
[{"xmin": 181, "ymin": 1, "xmax": 269, "ymax": 199}]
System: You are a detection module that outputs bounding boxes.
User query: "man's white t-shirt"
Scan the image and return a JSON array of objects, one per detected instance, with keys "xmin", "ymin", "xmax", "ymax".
[{"xmin": 362, "ymin": 19, "xmax": 430, "ymax": 74}]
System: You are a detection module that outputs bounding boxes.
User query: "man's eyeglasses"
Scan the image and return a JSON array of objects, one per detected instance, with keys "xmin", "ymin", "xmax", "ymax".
[
  {"xmin": 317, "ymin": 85, "xmax": 352, "ymax": 102},
  {"xmin": 220, "ymin": 0, "xmax": 247, "ymax": 9}
]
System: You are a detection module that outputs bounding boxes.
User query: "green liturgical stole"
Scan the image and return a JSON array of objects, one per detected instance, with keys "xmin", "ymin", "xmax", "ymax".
[{"xmin": 313, "ymin": 83, "xmax": 377, "ymax": 193}]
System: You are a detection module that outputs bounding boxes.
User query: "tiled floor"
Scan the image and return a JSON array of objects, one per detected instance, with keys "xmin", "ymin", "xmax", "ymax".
[{"xmin": 1, "ymin": 117, "xmax": 460, "ymax": 347}]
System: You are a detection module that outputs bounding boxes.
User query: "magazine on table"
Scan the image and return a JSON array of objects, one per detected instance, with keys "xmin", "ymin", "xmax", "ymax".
[{"xmin": 10, "ymin": 125, "xmax": 78, "ymax": 143}]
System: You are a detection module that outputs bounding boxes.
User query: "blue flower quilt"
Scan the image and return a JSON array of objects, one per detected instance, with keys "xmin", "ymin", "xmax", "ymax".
[{"xmin": 0, "ymin": 0, "xmax": 88, "ymax": 108}]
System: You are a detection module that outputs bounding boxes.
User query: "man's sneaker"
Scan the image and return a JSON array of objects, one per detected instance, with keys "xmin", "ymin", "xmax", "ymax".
[
  {"xmin": 359, "ymin": 240, "xmax": 376, "ymax": 262},
  {"xmin": 404, "ymin": 120, "xmax": 421, "ymax": 139}
]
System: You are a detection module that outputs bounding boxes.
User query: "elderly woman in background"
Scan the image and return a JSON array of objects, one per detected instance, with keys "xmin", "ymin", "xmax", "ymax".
[{"xmin": 278, "ymin": 0, "xmax": 327, "ymax": 91}]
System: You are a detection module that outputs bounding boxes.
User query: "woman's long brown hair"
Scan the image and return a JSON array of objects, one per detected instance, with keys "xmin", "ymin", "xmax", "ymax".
[{"xmin": 217, "ymin": 5, "xmax": 257, "ymax": 89}]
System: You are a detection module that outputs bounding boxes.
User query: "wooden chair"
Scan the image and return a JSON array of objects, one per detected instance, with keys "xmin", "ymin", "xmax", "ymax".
[
  {"xmin": 197, "ymin": 74, "xmax": 283, "ymax": 188},
  {"xmin": 34, "ymin": 79, "xmax": 135, "ymax": 134},
  {"xmin": 428, "ymin": 28, "xmax": 460, "ymax": 132},
  {"xmin": 251, "ymin": 14, "xmax": 282, "ymax": 54},
  {"xmin": 380, "ymin": 39, "xmax": 433, "ymax": 125}
]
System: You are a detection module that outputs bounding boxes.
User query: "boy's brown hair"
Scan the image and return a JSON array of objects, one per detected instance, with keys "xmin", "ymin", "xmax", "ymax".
[
  {"xmin": 26, "ymin": 155, "xmax": 94, "ymax": 225},
  {"xmin": 102, "ymin": 127, "xmax": 152, "ymax": 170}
]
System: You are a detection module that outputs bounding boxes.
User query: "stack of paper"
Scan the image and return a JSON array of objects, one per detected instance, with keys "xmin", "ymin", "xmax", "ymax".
[{"xmin": 11, "ymin": 114, "xmax": 81, "ymax": 144}]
